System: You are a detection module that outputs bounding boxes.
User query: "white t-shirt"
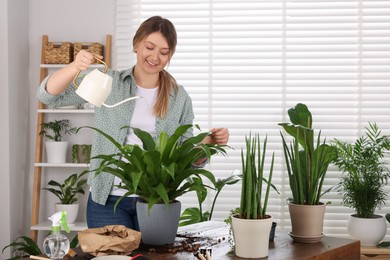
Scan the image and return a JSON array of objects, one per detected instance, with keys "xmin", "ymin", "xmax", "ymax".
[{"xmin": 110, "ymin": 85, "xmax": 158, "ymax": 196}]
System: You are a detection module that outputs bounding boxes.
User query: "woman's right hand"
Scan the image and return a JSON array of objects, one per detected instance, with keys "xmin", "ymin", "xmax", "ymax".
[
  {"xmin": 46, "ymin": 50, "xmax": 103, "ymax": 95},
  {"xmin": 73, "ymin": 50, "xmax": 103, "ymax": 71}
]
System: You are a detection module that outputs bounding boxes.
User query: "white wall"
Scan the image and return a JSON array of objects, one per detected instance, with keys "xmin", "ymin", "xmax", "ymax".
[
  {"xmin": 0, "ymin": 0, "xmax": 11, "ymax": 257},
  {"xmin": 0, "ymin": 0, "xmax": 29, "ymax": 258},
  {"xmin": 0, "ymin": 0, "xmax": 115, "ymax": 257}
]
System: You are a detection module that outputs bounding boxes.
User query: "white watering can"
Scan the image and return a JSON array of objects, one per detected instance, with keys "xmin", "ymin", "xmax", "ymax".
[{"xmin": 73, "ymin": 55, "xmax": 139, "ymax": 108}]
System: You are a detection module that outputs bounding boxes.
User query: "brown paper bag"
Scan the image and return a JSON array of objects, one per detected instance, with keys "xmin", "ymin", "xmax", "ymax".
[{"xmin": 78, "ymin": 225, "xmax": 141, "ymax": 256}]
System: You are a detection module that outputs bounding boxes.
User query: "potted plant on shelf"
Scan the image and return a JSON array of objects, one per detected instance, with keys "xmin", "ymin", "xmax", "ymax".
[
  {"xmin": 71, "ymin": 144, "xmax": 92, "ymax": 163},
  {"xmin": 81, "ymin": 124, "xmax": 227, "ymax": 245},
  {"xmin": 39, "ymin": 119, "xmax": 77, "ymax": 163},
  {"xmin": 331, "ymin": 122, "xmax": 390, "ymax": 246},
  {"xmin": 44, "ymin": 171, "xmax": 88, "ymax": 224},
  {"xmin": 230, "ymin": 133, "xmax": 276, "ymax": 258},
  {"xmin": 279, "ymin": 103, "xmax": 336, "ymax": 243}
]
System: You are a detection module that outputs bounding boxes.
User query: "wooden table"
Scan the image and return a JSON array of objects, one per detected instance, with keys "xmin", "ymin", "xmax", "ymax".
[
  {"xmin": 25, "ymin": 221, "xmax": 360, "ymax": 260},
  {"xmin": 136, "ymin": 221, "xmax": 360, "ymax": 259}
]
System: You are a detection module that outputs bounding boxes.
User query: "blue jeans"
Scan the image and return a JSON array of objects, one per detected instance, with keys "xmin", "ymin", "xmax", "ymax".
[{"xmin": 86, "ymin": 193, "xmax": 140, "ymax": 231}]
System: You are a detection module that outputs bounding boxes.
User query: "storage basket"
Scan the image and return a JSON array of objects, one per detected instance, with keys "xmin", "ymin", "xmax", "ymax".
[
  {"xmin": 44, "ymin": 42, "xmax": 74, "ymax": 64},
  {"xmin": 74, "ymin": 42, "xmax": 104, "ymax": 63}
]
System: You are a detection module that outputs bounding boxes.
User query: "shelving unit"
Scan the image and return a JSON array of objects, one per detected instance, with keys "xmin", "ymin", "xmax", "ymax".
[{"xmin": 30, "ymin": 35, "xmax": 112, "ymax": 242}]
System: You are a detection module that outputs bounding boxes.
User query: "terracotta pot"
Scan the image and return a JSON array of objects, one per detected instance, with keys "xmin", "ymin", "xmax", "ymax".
[
  {"xmin": 348, "ymin": 214, "xmax": 386, "ymax": 246},
  {"xmin": 288, "ymin": 202, "xmax": 325, "ymax": 243},
  {"xmin": 231, "ymin": 215, "xmax": 273, "ymax": 258}
]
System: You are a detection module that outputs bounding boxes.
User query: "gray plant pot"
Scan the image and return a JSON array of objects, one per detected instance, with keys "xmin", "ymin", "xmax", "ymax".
[{"xmin": 136, "ymin": 200, "xmax": 181, "ymax": 245}]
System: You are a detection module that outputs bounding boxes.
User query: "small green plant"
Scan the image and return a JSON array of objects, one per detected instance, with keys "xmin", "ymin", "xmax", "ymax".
[
  {"xmin": 44, "ymin": 171, "xmax": 87, "ymax": 204},
  {"xmin": 279, "ymin": 103, "xmax": 336, "ymax": 205},
  {"xmin": 71, "ymin": 144, "xmax": 92, "ymax": 163},
  {"xmin": 179, "ymin": 173, "xmax": 240, "ymax": 226},
  {"xmin": 2, "ymin": 236, "xmax": 41, "ymax": 260},
  {"xmin": 39, "ymin": 119, "xmax": 77, "ymax": 141},
  {"xmin": 332, "ymin": 122, "xmax": 390, "ymax": 218},
  {"xmin": 238, "ymin": 134, "xmax": 276, "ymax": 219}
]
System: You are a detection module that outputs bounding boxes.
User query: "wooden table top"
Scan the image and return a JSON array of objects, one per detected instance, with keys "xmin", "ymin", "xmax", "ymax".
[
  {"xmin": 136, "ymin": 221, "xmax": 360, "ymax": 260},
  {"xmin": 25, "ymin": 221, "xmax": 361, "ymax": 260}
]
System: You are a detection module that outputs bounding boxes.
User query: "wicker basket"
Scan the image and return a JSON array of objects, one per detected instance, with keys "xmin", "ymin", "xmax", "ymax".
[
  {"xmin": 44, "ymin": 42, "xmax": 74, "ymax": 64},
  {"xmin": 74, "ymin": 42, "xmax": 104, "ymax": 63}
]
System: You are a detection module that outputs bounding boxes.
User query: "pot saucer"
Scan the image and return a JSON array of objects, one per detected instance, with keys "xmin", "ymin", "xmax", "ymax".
[{"xmin": 289, "ymin": 232, "xmax": 324, "ymax": 243}]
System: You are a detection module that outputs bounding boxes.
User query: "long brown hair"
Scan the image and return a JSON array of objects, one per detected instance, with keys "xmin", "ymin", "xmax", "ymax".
[{"xmin": 133, "ymin": 16, "xmax": 178, "ymax": 118}]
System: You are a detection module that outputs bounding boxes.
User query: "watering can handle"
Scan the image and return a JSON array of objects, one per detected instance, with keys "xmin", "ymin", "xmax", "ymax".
[{"xmin": 72, "ymin": 54, "xmax": 108, "ymax": 88}]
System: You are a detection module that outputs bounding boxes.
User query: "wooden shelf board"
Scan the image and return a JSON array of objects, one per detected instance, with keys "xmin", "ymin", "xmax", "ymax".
[
  {"xmin": 34, "ymin": 163, "xmax": 90, "ymax": 168},
  {"xmin": 37, "ymin": 109, "xmax": 95, "ymax": 114},
  {"xmin": 40, "ymin": 64, "xmax": 104, "ymax": 69}
]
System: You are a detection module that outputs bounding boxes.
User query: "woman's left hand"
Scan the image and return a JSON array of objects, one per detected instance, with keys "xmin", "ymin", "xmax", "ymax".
[{"xmin": 208, "ymin": 128, "xmax": 230, "ymax": 145}]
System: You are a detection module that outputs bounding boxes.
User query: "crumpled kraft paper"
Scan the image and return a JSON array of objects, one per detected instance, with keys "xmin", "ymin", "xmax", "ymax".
[{"xmin": 78, "ymin": 225, "xmax": 141, "ymax": 256}]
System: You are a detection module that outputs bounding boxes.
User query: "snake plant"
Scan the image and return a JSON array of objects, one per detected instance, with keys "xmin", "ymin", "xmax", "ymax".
[
  {"xmin": 279, "ymin": 103, "xmax": 336, "ymax": 205},
  {"xmin": 238, "ymin": 133, "xmax": 276, "ymax": 219}
]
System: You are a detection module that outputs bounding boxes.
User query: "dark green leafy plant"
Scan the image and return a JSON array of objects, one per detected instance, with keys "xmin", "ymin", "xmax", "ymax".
[
  {"xmin": 44, "ymin": 171, "xmax": 87, "ymax": 204},
  {"xmin": 279, "ymin": 103, "xmax": 336, "ymax": 205},
  {"xmin": 378, "ymin": 214, "xmax": 390, "ymax": 248},
  {"xmin": 179, "ymin": 173, "xmax": 240, "ymax": 226},
  {"xmin": 331, "ymin": 122, "xmax": 390, "ymax": 218},
  {"xmin": 2, "ymin": 236, "xmax": 41, "ymax": 260},
  {"xmin": 81, "ymin": 124, "xmax": 228, "ymax": 213},
  {"xmin": 238, "ymin": 133, "xmax": 276, "ymax": 219},
  {"xmin": 39, "ymin": 119, "xmax": 77, "ymax": 141}
]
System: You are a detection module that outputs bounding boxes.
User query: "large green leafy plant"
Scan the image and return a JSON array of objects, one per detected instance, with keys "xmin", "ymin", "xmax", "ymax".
[
  {"xmin": 238, "ymin": 134, "xmax": 276, "ymax": 219},
  {"xmin": 279, "ymin": 103, "xmax": 336, "ymax": 205},
  {"xmin": 331, "ymin": 122, "xmax": 390, "ymax": 218},
  {"xmin": 44, "ymin": 172, "xmax": 87, "ymax": 204},
  {"xmin": 82, "ymin": 124, "xmax": 227, "ymax": 212}
]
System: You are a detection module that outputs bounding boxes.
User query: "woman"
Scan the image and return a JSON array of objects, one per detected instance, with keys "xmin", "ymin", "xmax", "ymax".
[{"xmin": 37, "ymin": 16, "xmax": 229, "ymax": 230}]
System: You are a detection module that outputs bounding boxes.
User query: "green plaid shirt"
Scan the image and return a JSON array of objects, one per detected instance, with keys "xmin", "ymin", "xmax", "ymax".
[{"xmin": 38, "ymin": 68, "xmax": 194, "ymax": 205}]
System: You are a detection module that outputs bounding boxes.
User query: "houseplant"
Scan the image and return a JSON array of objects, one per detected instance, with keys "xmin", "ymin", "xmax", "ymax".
[
  {"xmin": 39, "ymin": 119, "xmax": 77, "ymax": 163},
  {"xmin": 331, "ymin": 122, "xmax": 390, "ymax": 246},
  {"xmin": 231, "ymin": 133, "xmax": 276, "ymax": 258},
  {"xmin": 44, "ymin": 171, "xmax": 87, "ymax": 224},
  {"xmin": 81, "ymin": 124, "xmax": 227, "ymax": 245},
  {"xmin": 279, "ymin": 103, "xmax": 336, "ymax": 243},
  {"xmin": 71, "ymin": 144, "xmax": 92, "ymax": 163},
  {"xmin": 179, "ymin": 172, "xmax": 240, "ymax": 226}
]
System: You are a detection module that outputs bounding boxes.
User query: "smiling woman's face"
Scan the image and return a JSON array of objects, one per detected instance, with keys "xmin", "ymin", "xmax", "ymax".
[{"xmin": 134, "ymin": 31, "xmax": 171, "ymax": 75}]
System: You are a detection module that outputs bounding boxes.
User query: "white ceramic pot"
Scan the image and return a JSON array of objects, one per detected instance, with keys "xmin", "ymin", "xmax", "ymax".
[
  {"xmin": 348, "ymin": 214, "xmax": 386, "ymax": 246},
  {"xmin": 45, "ymin": 141, "xmax": 68, "ymax": 163},
  {"xmin": 55, "ymin": 203, "xmax": 79, "ymax": 225},
  {"xmin": 231, "ymin": 215, "xmax": 273, "ymax": 258}
]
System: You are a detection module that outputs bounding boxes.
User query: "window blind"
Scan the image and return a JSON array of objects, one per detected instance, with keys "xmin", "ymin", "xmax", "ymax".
[{"xmin": 115, "ymin": 0, "xmax": 390, "ymax": 238}]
